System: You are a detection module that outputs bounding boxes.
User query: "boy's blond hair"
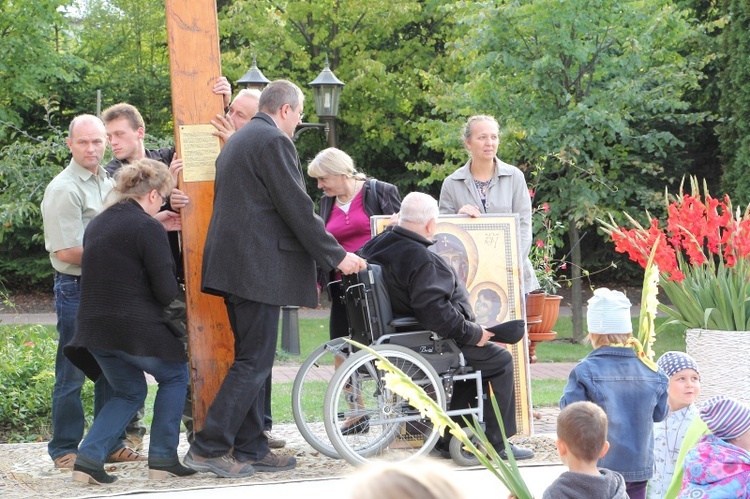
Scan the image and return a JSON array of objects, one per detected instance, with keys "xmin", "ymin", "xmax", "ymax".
[{"xmin": 558, "ymin": 401, "xmax": 608, "ymax": 462}]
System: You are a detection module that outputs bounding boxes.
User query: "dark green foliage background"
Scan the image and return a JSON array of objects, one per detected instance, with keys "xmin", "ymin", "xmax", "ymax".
[{"xmin": 0, "ymin": 0, "xmax": 744, "ymax": 292}]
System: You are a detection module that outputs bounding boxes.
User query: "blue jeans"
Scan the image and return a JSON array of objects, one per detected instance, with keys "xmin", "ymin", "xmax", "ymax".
[
  {"xmin": 78, "ymin": 349, "xmax": 188, "ymax": 464},
  {"xmin": 48, "ymin": 273, "xmax": 112, "ymax": 460}
]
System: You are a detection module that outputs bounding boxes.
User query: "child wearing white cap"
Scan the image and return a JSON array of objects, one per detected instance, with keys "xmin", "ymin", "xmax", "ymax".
[
  {"xmin": 648, "ymin": 352, "xmax": 702, "ymax": 499},
  {"xmin": 560, "ymin": 288, "xmax": 669, "ymax": 499},
  {"xmin": 679, "ymin": 396, "xmax": 750, "ymax": 496}
]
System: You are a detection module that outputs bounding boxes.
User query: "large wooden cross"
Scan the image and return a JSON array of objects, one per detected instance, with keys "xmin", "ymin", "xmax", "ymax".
[{"xmin": 164, "ymin": 0, "xmax": 232, "ymax": 429}]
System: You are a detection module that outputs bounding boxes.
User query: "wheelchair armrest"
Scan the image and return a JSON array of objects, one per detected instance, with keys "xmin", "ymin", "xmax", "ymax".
[{"xmin": 388, "ymin": 316, "xmax": 420, "ymax": 328}]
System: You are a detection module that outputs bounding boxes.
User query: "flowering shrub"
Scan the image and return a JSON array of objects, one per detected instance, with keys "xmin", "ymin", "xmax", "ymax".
[
  {"xmin": 530, "ymin": 196, "xmax": 566, "ymax": 294},
  {"xmin": 0, "ymin": 321, "xmax": 94, "ymax": 442},
  {"xmin": 600, "ymin": 177, "xmax": 750, "ymax": 331}
]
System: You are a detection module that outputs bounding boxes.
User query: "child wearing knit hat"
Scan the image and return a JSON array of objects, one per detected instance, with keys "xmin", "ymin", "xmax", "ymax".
[
  {"xmin": 560, "ymin": 288, "xmax": 669, "ymax": 499},
  {"xmin": 648, "ymin": 352, "xmax": 702, "ymax": 499},
  {"xmin": 680, "ymin": 396, "xmax": 750, "ymax": 497}
]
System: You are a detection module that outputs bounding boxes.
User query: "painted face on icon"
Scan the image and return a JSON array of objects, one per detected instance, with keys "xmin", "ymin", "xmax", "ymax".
[
  {"xmin": 434, "ymin": 233, "xmax": 470, "ymax": 285},
  {"xmin": 474, "ymin": 289, "xmax": 502, "ymax": 325}
]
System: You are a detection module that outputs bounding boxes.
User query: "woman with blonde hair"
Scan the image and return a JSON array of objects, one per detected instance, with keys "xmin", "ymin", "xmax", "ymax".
[
  {"xmin": 439, "ymin": 115, "xmax": 538, "ymax": 294},
  {"xmin": 307, "ymin": 147, "xmax": 400, "ymax": 433},
  {"xmin": 64, "ymin": 159, "xmax": 194, "ymax": 484}
]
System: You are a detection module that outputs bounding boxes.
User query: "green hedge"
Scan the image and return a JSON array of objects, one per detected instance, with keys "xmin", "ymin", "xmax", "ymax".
[{"xmin": 0, "ymin": 324, "xmax": 94, "ymax": 442}]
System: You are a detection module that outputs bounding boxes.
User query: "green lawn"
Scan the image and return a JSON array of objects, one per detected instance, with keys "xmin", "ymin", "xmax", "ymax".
[
  {"xmin": 530, "ymin": 379, "xmax": 568, "ymax": 407},
  {"xmin": 275, "ymin": 318, "xmax": 329, "ymax": 362},
  {"xmin": 533, "ymin": 316, "xmax": 687, "ymax": 363},
  {"xmin": 279, "ymin": 316, "xmax": 688, "ymax": 364}
]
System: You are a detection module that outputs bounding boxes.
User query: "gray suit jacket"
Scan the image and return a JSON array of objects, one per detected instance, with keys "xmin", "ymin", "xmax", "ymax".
[{"xmin": 202, "ymin": 113, "xmax": 346, "ymax": 307}]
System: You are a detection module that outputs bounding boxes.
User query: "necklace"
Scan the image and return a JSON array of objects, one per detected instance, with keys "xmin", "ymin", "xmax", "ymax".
[
  {"xmin": 336, "ymin": 181, "xmax": 361, "ymax": 206},
  {"xmin": 663, "ymin": 410, "xmax": 688, "ymax": 464},
  {"xmin": 473, "ymin": 177, "xmax": 492, "ymax": 199}
]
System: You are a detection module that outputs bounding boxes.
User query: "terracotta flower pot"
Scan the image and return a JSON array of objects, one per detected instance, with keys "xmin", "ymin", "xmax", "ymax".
[
  {"xmin": 525, "ymin": 292, "xmax": 546, "ymax": 325},
  {"xmin": 528, "ymin": 294, "xmax": 563, "ymax": 334}
]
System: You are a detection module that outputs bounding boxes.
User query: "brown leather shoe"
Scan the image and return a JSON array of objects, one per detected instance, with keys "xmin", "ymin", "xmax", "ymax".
[
  {"xmin": 263, "ymin": 430, "xmax": 286, "ymax": 449},
  {"xmin": 54, "ymin": 452, "xmax": 77, "ymax": 469},
  {"xmin": 248, "ymin": 451, "xmax": 296, "ymax": 472},
  {"xmin": 106, "ymin": 446, "xmax": 147, "ymax": 463},
  {"xmin": 183, "ymin": 450, "xmax": 255, "ymax": 478}
]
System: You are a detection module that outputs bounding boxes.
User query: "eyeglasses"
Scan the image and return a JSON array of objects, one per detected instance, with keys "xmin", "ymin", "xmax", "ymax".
[
  {"xmin": 287, "ymin": 104, "xmax": 304, "ymax": 121},
  {"xmin": 158, "ymin": 191, "xmax": 168, "ymax": 208}
]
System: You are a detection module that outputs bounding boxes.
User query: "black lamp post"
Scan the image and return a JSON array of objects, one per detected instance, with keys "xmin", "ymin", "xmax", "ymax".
[
  {"xmin": 308, "ymin": 55, "xmax": 345, "ymax": 148},
  {"xmin": 236, "ymin": 56, "xmax": 271, "ymax": 90}
]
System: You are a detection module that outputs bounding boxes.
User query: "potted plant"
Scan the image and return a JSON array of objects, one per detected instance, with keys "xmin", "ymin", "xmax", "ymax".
[
  {"xmin": 600, "ymin": 177, "xmax": 750, "ymax": 405},
  {"xmin": 529, "ymin": 200, "xmax": 565, "ymax": 326},
  {"xmin": 526, "ymin": 200, "xmax": 564, "ymax": 361},
  {"xmin": 525, "ymin": 290, "xmax": 546, "ymax": 325}
]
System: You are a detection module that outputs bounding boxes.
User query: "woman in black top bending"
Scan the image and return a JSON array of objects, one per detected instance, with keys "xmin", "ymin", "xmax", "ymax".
[{"xmin": 65, "ymin": 159, "xmax": 194, "ymax": 484}]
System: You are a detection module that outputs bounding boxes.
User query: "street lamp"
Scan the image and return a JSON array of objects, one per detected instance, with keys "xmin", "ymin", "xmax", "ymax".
[
  {"xmin": 295, "ymin": 55, "xmax": 345, "ymax": 147},
  {"xmin": 236, "ymin": 56, "xmax": 271, "ymax": 90}
]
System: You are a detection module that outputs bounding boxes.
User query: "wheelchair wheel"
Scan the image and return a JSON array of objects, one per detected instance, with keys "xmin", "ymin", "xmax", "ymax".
[
  {"xmin": 324, "ymin": 344, "xmax": 446, "ymax": 465},
  {"xmin": 449, "ymin": 427, "xmax": 481, "ymax": 466},
  {"xmin": 292, "ymin": 337, "xmax": 348, "ymax": 458}
]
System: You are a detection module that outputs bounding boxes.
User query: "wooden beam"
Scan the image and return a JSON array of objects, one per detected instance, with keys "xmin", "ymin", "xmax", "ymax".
[{"xmin": 164, "ymin": 0, "xmax": 232, "ymax": 430}]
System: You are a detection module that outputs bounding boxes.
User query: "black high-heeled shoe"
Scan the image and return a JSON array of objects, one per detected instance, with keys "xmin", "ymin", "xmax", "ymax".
[
  {"xmin": 148, "ymin": 456, "xmax": 198, "ymax": 479},
  {"xmin": 340, "ymin": 415, "xmax": 370, "ymax": 435},
  {"xmin": 72, "ymin": 463, "xmax": 118, "ymax": 485}
]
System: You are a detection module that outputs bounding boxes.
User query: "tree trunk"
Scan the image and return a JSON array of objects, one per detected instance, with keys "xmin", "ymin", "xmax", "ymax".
[{"xmin": 569, "ymin": 218, "xmax": 585, "ymax": 343}]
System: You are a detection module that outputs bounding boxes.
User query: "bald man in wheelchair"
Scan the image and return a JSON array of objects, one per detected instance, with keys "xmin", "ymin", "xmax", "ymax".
[{"xmin": 358, "ymin": 192, "xmax": 534, "ymax": 460}]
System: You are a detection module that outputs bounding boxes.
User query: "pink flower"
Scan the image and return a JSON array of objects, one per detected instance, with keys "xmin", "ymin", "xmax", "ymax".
[
  {"xmin": 535, "ymin": 240, "xmax": 545, "ymax": 248},
  {"xmin": 528, "ymin": 189, "xmax": 535, "ymax": 198},
  {"xmin": 560, "ymin": 263, "xmax": 567, "ymax": 270},
  {"xmin": 24, "ymin": 341, "xmax": 34, "ymax": 347},
  {"xmin": 542, "ymin": 203, "xmax": 550, "ymax": 212}
]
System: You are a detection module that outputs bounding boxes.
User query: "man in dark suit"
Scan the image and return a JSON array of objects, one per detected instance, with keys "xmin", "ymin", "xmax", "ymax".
[{"xmin": 185, "ymin": 80, "xmax": 366, "ymax": 478}]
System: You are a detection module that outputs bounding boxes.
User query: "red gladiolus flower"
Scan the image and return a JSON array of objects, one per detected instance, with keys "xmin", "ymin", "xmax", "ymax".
[{"xmin": 601, "ymin": 177, "xmax": 750, "ymax": 330}]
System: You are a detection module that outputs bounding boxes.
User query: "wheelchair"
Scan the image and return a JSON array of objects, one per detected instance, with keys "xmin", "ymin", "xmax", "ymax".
[{"xmin": 292, "ymin": 263, "xmax": 485, "ymax": 466}]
